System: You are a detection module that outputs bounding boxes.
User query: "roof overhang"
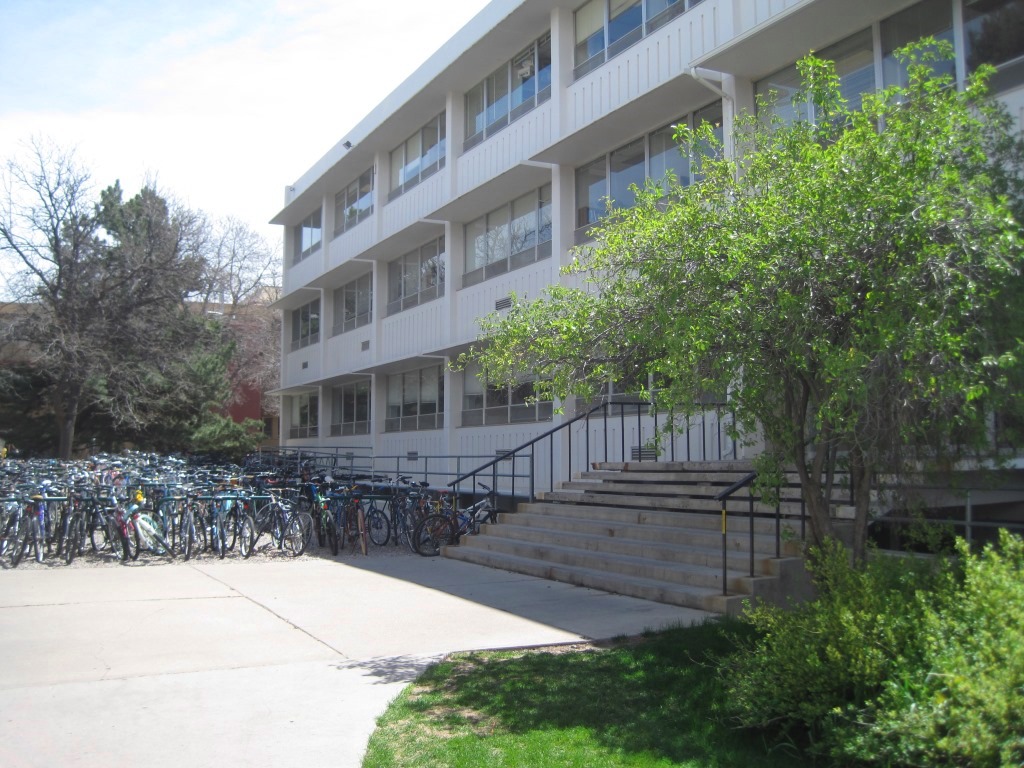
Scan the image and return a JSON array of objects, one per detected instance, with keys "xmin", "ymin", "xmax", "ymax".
[{"xmin": 694, "ymin": 0, "xmax": 920, "ymax": 81}]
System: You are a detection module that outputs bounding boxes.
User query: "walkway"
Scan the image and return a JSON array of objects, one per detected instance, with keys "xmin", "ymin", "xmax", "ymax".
[{"xmin": 0, "ymin": 554, "xmax": 711, "ymax": 767}]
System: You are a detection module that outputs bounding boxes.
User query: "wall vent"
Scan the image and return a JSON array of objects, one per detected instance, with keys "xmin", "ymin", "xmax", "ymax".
[
  {"xmin": 407, "ymin": 451, "xmax": 419, "ymax": 462},
  {"xmin": 630, "ymin": 446, "xmax": 658, "ymax": 462},
  {"xmin": 301, "ymin": 361, "xmax": 308, "ymax": 370},
  {"xmin": 495, "ymin": 296, "xmax": 513, "ymax": 311},
  {"xmin": 361, "ymin": 340, "xmax": 370, "ymax": 351},
  {"xmin": 495, "ymin": 449, "xmax": 514, "ymax": 461}
]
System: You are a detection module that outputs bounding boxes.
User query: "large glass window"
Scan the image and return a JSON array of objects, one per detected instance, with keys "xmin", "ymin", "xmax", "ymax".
[
  {"xmin": 290, "ymin": 299, "xmax": 320, "ymax": 351},
  {"xmin": 465, "ymin": 34, "xmax": 552, "ymax": 150},
  {"xmin": 964, "ymin": 0, "xmax": 1024, "ymax": 90},
  {"xmin": 462, "ymin": 362, "xmax": 553, "ymax": 426},
  {"xmin": 756, "ymin": 29, "xmax": 875, "ymax": 125},
  {"xmin": 464, "ymin": 185, "xmax": 553, "ymax": 287},
  {"xmin": 332, "ymin": 273, "xmax": 372, "ymax": 335},
  {"xmin": 385, "ymin": 365, "xmax": 444, "ymax": 431},
  {"xmin": 575, "ymin": 104, "xmax": 720, "ymax": 237},
  {"xmin": 389, "ymin": 113, "xmax": 446, "ymax": 200},
  {"xmin": 293, "ymin": 209, "xmax": 321, "ymax": 264},
  {"xmin": 334, "ymin": 168, "xmax": 374, "ymax": 237},
  {"xmin": 881, "ymin": 0, "xmax": 955, "ymax": 88},
  {"xmin": 609, "ymin": 138, "xmax": 646, "ymax": 210},
  {"xmin": 574, "ymin": 0, "xmax": 706, "ymax": 77},
  {"xmin": 387, "ymin": 236, "xmax": 446, "ymax": 315},
  {"xmin": 330, "ymin": 381, "xmax": 370, "ymax": 436},
  {"xmin": 289, "ymin": 393, "xmax": 319, "ymax": 439}
]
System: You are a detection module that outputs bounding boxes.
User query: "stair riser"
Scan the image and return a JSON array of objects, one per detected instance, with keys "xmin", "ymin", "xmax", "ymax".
[
  {"xmin": 504, "ymin": 514, "xmax": 792, "ymax": 555},
  {"xmin": 481, "ymin": 525, "xmax": 780, "ymax": 573},
  {"xmin": 444, "ymin": 546, "xmax": 720, "ymax": 612},
  {"xmin": 459, "ymin": 535, "xmax": 757, "ymax": 591},
  {"xmin": 519, "ymin": 503, "xmax": 800, "ymax": 537}
]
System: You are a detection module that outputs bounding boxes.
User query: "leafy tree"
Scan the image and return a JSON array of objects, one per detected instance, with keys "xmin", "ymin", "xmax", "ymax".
[
  {"xmin": 0, "ymin": 139, "xmax": 242, "ymax": 457},
  {"xmin": 467, "ymin": 43, "xmax": 1024, "ymax": 560}
]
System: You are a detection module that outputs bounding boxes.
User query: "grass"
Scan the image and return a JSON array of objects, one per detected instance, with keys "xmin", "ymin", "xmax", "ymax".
[{"xmin": 362, "ymin": 618, "xmax": 812, "ymax": 768}]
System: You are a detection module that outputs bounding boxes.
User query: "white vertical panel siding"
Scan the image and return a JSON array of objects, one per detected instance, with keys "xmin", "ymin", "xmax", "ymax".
[
  {"xmin": 455, "ymin": 423, "xmax": 555, "ymax": 497},
  {"xmin": 379, "ymin": 299, "xmax": 447, "ymax": 360},
  {"xmin": 566, "ymin": 1, "xmax": 725, "ymax": 133},
  {"xmin": 324, "ymin": 331, "xmax": 375, "ymax": 378},
  {"xmin": 378, "ymin": 431, "xmax": 451, "ymax": 485},
  {"xmin": 453, "ymin": 261, "xmax": 556, "ymax": 345},
  {"xmin": 283, "ymin": 254, "xmax": 323, "ymax": 297},
  {"xmin": 282, "ymin": 348, "xmax": 321, "ymax": 387},
  {"xmin": 742, "ymin": 0, "xmax": 805, "ymax": 36},
  {"xmin": 381, "ymin": 170, "xmax": 451, "ymax": 240},
  {"xmin": 456, "ymin": 101, "xmax": 554, "ymax": 196},
  {"xmin": 328, "ymin": 217, "xmax": 378, "ymax": 272}
]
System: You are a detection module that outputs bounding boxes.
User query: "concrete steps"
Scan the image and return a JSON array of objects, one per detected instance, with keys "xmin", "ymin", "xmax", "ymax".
[{"xmin": 443, "ymin": 462, "xmax": 820, "ymax": 615}]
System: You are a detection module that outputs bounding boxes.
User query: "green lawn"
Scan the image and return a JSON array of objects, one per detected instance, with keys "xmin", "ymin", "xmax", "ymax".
[{"xmin": 362, "ymin": 619, "xmax": 811, "ymax": 768}]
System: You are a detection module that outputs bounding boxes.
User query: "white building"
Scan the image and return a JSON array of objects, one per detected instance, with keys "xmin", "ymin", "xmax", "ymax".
[{"xmin": 272, "ymin": 0, "xmax": 1024, "ymax": 491}]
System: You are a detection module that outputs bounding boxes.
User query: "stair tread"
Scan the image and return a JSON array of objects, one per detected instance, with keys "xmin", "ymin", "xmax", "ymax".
[{"xmin": 445, "ymin": 546, "xmax": 725, "ymax": 599}]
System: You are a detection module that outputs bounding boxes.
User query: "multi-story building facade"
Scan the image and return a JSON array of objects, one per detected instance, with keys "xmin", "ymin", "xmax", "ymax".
[{"xmin": 272, "ymin": 0, "xmax": 1024, "ymax": 489}]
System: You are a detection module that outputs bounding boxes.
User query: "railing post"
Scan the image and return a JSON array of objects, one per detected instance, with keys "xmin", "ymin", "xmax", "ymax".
[
  {"xmin": 748, "ymin": 487, "xmax": 755, "ymax": 578},
  {"xmin": 530, "ymin": 451, "xmax": 536, "ymax": 503},
  {"xmin": 721, "ymin": 501, "xmax": 728, "ymax": 596},
  {"xmin": 966, "ymin": 489, "xmax": 973, "ymax": 547}
]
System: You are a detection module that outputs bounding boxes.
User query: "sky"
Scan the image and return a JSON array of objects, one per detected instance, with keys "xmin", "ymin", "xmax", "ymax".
[{"xmin": 0, "ymin": 0, "xmax": 492, "ymax": 275}]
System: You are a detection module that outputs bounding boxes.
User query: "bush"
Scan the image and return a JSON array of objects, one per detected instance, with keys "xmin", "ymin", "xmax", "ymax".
[
  {"xmin": 721, "ymin": 533, "xmax": 1024, "ymax": 766},
  {"xmin": 834, "ymin": 531, "xmax": 1024, "ymax": 767}
]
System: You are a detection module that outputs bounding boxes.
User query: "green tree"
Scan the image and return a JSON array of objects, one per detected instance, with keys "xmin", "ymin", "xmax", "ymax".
[
  {"xmin": 468, "ymin": 43, "xmax": 1024, "ymax": 560},
  {"xmin": 0, "ymin": 139, "xmax": 240, "ymax": 457}
]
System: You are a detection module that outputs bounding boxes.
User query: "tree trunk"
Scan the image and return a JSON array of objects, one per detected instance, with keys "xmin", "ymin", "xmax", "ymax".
[
  {"xmin": 53, "ymin": 385, "xmax": 81, "ymax": 460},
  {"xmin": 848, "ymin": 446, "xmax": 873, "ymax": 564}
]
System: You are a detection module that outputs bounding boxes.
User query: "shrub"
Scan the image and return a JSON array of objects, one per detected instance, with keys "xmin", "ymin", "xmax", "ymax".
[
  {"xmin": 721, "ymin": 532, "xmax": 1024, "ymax": 766},
  {"xmin": 721, "ymin": 538, "xmax": 939, "ymax": 751},
  {"xmin": 834, "ymin": 531, "xmax": 1024, "ymax": 767}
]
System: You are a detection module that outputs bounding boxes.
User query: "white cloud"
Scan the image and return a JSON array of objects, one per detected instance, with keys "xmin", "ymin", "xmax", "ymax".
[{"xmin": 0, "ymin": 0, "xmax": 490, "ymax": 254}]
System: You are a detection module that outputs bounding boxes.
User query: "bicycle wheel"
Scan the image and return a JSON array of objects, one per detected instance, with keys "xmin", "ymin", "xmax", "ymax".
[
  {"xmin": 222, "ymin": 508, "xmax": 238, "ymax": 551},
  {"xmin": 365, "ymin": 507, "xmax": 390, "ymax": 547},
  {"xmin": 11, "ymin": 521, "xmax": 30, "ymax": 567},
  {"xmin": 89, "ymin": 513, "xmax": 109, "ymax": 553},
  {"xmin": 182, "ymin": 510, "xmax": 196, "ymax": 561},
  {"xmin": 129, "ymin": 519, "xmax": 142, "ymax": 562},
  {"xmin": 238, "ymin": 514, "xmax": 256, "ymax": 558},
  {"xmin": 281, "ymin": 512, "xmax": 312, "ymax": 557},
  {"xmin": 325, "ymin": 517, "xmax": 339, "ymax": 556},
  {"xmin": 33, "ymin": 516, "xmax": 44, "ymax": 563},
  {"xmin": 413, "ymin": 514, "xmax": 454, "ymax": 557},
  {"xmin": 63, "ymin": 514, "xmax": 83, "ymax": 565},
  {"xmin": 213, "ymin": 517, "xmax": 227, "ymax": 559}
]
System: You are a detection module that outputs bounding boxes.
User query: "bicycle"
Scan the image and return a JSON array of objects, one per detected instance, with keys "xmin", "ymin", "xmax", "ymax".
[
  {"xmin": 237, "ymin": 492, "xmax": 312, "ymax": 558},
  {"xmin": 412, "ymin": 483, "xmax": 499, "ymax": 557}
]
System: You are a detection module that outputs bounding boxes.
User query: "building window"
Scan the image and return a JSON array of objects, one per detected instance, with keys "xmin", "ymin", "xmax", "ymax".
[
  {"xmin": 462, "ymin": 363, "xmax": 553, "ymax": 426},
  {"xmin": 574, "ymin": 0, "xmax": 706, "ymax": 78},
  {"xmin": 293, "ymin": 209, "xmax": 322, "ymax": 264},
  {"xmin": 332, "ymin": 273, "xmax": 372, "ymax": 335},
  {"xmin": 289, "ymin": 393, "xmax": 318, "ymax": 439},
  {"xmin": 290, "ymin": 299, "xmax": 320, "ymax": 351},
  {"xmin": 464, "ymin": 33, "xmax": 552, "ymax": 150},
  {"xmin": 881, "ymin": 0, "xmax": 955, "ymax": 89},
  {"xmin": 387, "ymin": 236, "xmax": 445, "ymax": 316},
  {"xmin": 330, "ymin": 381, "xmax": 371, "ymax": 436},
  {"xmin": 575, "ymin": 104, "xmax": 721, "ymax": 236},
  {"xmin": 756, "ymin": 28, "xmax": 875, "ymax": 126},
  {"xmin": 464, "ymin": 185, "xmax": 552, "ymax": 287},
  {"xmin": 385, "ymin": 365, "xmax": 444, "ymax": 432},
  {"xmin": 389, "ymin": 112, "xmax": 446, "ymax": 201},
  {"xmin": 334, "ymin": 167, "xmax": 374, "ymax": 237},
  {"xmin": 964, "ymin": 0, "xmax": 1024, "ymax": 91}
]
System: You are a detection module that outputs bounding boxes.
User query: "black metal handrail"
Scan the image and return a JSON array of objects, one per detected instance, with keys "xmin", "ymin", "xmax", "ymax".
[
  {"xmin": 448, "ymin": 398, "xmax": 735, "ymax": 498},
  {"xmin": 449, "ymin": 400, "xmax": 612, "ymax": 497}
]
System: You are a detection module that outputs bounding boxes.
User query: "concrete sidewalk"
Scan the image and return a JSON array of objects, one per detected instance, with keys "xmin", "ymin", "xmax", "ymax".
[{"xmin": 0, "ymin": 554, "xmax": 711, "ymax": 767}]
